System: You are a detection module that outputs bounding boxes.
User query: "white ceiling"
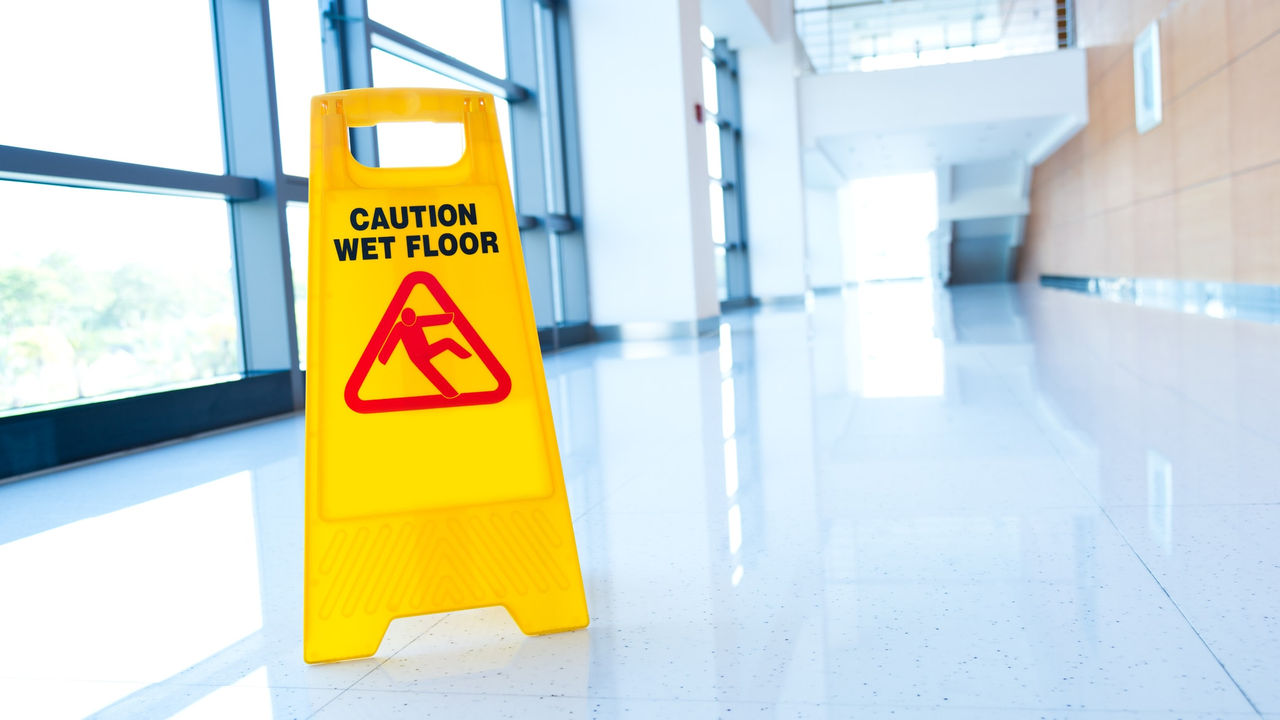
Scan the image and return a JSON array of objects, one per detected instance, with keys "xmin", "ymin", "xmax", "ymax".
[{"xmin": 812, "ymin": 114, "xmax": 1065, "ymax": 179}]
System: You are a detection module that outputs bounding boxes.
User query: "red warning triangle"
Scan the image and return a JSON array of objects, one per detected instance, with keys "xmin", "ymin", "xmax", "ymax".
[{"xmin": 345, "ymin": 271, "xmax": 511, "ymax": 413}]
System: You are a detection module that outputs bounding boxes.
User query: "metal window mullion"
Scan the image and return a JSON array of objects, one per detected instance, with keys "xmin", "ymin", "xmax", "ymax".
[
  {"xmin": 280, "ymin": 174, "xmax": 309, "ymax": 203},
  {"xmin": 533, "ymin": 0, "xmax": 569, "ymax": 327},
  {"xmin": 721, "ymin": 41, "xmax": 751, "ymax": 300},
  {"xmin": 319, "ymin": 0, "xmax": 377, "ymax": 165},
  {"xmin": 532, "ymin": 6, "xmax": 567, "ymax": 217},
  {"xmin": 0, "ymin": 145, "xmax": 258, "ymax": 199},
  {"xmin": 550, "ymin": 0, "xmax": 590, "ymax": 327},
  {"xmin": 503, "ymin": 0, "xmax": 557, "ymax": 335},
  {"xmin": 366, "ymin": 20, "xmax": 530, "ymax": 102},
  {"xmin": 211, "ymin": 0, "xmax": 302, "ymax": 407}
]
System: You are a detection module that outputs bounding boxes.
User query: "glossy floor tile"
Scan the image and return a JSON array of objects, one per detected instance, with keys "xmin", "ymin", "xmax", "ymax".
[{"xmin": 1, "ymin": 281, "xmax": 1277, "ymax": 719}]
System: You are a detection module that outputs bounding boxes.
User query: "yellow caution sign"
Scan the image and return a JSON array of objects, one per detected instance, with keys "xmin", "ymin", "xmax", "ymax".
[{"xmin": 304, "ymin": 88, "xmax": 588, "ymax": 664}]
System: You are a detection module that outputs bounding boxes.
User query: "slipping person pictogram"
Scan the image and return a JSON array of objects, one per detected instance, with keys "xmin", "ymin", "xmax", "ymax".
[
  {"xmin": 345, "ymin": 271, "xmax": 511, "ymax": 413},
  {"xmin": 377, "ymin": 308, "xmax": 471, "ymax": 399}
]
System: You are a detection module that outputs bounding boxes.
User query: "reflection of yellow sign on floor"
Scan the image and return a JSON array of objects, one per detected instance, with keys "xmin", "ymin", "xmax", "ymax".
[{"xmin": 304, "ymin": 88, "xmax": 588, "ymax": 664}]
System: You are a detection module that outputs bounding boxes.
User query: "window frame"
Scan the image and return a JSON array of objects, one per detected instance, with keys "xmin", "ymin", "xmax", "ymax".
[
  {"xmin": 0, "ymin": 0, "xmax": 588, "ymax": 479},
  {"xmin": 702, "ymin": 35, "xmax": 752, "ymax": 307}
]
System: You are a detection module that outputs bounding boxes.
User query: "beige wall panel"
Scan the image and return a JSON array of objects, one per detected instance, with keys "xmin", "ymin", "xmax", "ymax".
[
  {"xmin": 1231, "ymin": 163, "xmax": 1280, "ymax": 285},
  {"xmin": 1175, "ymin": 178, "xmax": 1234, "ymax": 281},
  {"xmin": 1228, "ymin": 34, "xmax": 1280, "ymax": 173},
  {"xmin": 1172, "ymin": 70, "xmax": 1230, "ymax": 188},
  {"xmin": 1168, "ymin": 0, "xmax": 1228, "ymax": 97}
]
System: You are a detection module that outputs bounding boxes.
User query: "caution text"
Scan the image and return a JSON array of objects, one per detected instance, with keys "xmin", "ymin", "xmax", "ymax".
[{"xmin": 333, "ymin": 203, "xmax": 502, "ymax": 262}]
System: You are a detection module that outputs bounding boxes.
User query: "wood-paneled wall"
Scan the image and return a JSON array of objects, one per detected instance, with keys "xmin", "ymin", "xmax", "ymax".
[{"xmin": 1021, "ymin": 0, "xmax": 1280, "ymax": 284}]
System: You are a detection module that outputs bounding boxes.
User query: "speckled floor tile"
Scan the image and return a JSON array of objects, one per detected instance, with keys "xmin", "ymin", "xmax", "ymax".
[
  {"xmin": 3, "ymin": 283, "xmax": 1276, "ymax": 718},
  {"xmin": 1108, "ymin": 504, "xmax": 1280, "ymax": 714},
  {"xmin": 310, "ymin": 693, "xmax": 789, "ymax": 719},
  {"xmin": 347, "ymin": 504, "xmax": 1252, "ymax": 713}
]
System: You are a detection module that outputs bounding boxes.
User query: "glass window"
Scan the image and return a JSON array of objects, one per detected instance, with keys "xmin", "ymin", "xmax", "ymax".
[
  {"xmin": 285, "ymin": 202, "xmax": 308, "ymax": 370},
  {"xmin": 705, "ymin": 122, "xmax": 722, "ymax": 179},
  {"xmin": 0, "ymin": 0, "xmax": 224, "ymax": 173},
  {"xmin": 269, "ymin": 0, "xmax": 327, "ymax": 177},
  {"xmin": 701, "ymin": 56, "xmax": 719, "ymax": 116},
  {"xmin": 371, "ymin": 50, "xmax": 513, "ymax": 184},
  {"xmin": 700, "ymin": 25, "xmax": 716, "ymax": 50},
  {"xmin": 709, "ymin": 183, "xmax": 726, "ymax": 245},
  {"xmin": 0, "ymin": 182, "xmax": 240, "ymax": 414},
  {"xmin": 367, "ymin": 0, "xmax": 507, "ymax": 78}
]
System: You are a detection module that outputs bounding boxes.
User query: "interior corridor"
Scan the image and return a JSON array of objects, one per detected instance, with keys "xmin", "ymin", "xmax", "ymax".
[{"xmin": 2, "ymin": 281, "xmax": 1277, "ymax": 719}]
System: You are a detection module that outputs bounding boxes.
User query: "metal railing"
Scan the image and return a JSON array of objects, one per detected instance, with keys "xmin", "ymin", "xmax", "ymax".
[{"xmin": 795, "ymin": 0, "xmax": 1073, "ymax": 74}]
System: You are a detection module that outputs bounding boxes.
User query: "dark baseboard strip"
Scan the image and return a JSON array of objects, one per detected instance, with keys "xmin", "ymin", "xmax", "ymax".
[
  {"xmin": 0, "ymin": 372, "xmax": 296, "ymax": 479},
  {"xmin": 1040, "ymin": 274, "xmax": 1280, "ymax": 325},
  {"xmin": 537, "ymin": 322, "xmax": 595, "ymax": 352},
  {"xmin": 720, "ymin": 297, "xmax": 757, "ymax": 312},
  {"xmin": 593, "ymin": 316, "xmax": 720, "ymax": 342}
]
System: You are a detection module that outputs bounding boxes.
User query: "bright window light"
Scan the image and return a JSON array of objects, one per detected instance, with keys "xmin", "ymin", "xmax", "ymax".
[
  {"xmin": 269, "ymin": 0, "xmax": 327, "ymax": 177},
  {"xmin": 721, "ymin": 377, "xmax": 736, "ymax": 438},
  {"xmin": 285, "ymin": 202, "xmax": 309, "ymax": 369},
  {"xmin": 0, "ymin": 1, "xmax": 223, "ymax": 172},
  {"xmin": 0, "ymin": 472, "xmax": 262, "ymax": 718},
  {"xmin": 709, "ymin": 182, "xmax": 727, "ymax": 245},
  {"xmin": 700, "ymin": 25, "xmax": 715, "ymax": 49},
  {"xmin": 705, "ymin": 121, "xmax": 723, "ymax": 178},
  {"xmin": 367, "ymin": 0, "xmax": 507, "ymax": 79},
  {"xmin": 724, "ymin": 437, "xmax": 739, "ymax": 497},
  {"xmin": 0, "ymin": 182, "xmax": 240, "ymax": 414},
  {"xmin": 840, "ymin": 171, "xmax": 937, "ymax": 283},
  {"xmin": 728, "ymin": 504, "xmax": 742, "ymax": 553},
  {"xmin": 854, "ymin": 282, "xmax": 944, "ymax": 398},
  {"xmin": 701, "ymin": 55, "xmax": 719, "ymax": 115},
  {"xmin": 718, "ymin": 322, "xmax": 734, "ymax": 375}
]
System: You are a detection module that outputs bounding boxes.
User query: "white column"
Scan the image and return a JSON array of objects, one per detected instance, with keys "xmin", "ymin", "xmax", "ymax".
[
  {"xmin": 570, "ymin": 0, "xmax": 719, "ymax": 337},
  {"xmin": 738, "ymin": 18, "xmax": 808, "ymax": 300},
  {"xmin": 804, "ymin": 188, "xmax": 843, "ymax": 289}
]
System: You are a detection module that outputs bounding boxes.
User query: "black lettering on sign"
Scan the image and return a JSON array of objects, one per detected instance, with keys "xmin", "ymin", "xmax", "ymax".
[
  {"xmin": 333, "ymin": 206, "xmax": 500, "ymax": 262},
  {"xmin": 334, "ymin": 238, "xmax": 359, "ymax": 261}
]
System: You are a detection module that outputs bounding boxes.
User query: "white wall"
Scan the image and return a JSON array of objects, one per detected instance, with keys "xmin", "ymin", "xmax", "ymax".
[
  {"xmin": 739, "ymin": 24, "xmax": 809, "ymax": 299},
  {"xmin": 571, "ymin": 0, "xmax": 719, "ymax": 327},
  {"xmin": 700, "ymin": 0, "xmax": 769, "ymax": 46},
  {"xmin": 940, "ymin": 158, "xmax": 1030, "ymax": 220}
]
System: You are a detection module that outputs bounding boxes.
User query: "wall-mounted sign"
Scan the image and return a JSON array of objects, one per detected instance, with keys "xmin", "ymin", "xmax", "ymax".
[{"xmin": 1134, "ymin": 21, "xmax": 1163, "ymax": 134}]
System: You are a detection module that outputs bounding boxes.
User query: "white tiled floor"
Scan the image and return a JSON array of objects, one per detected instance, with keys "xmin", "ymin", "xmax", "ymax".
[{"xmin": 1, "ymin": 282, "xmax": 1278, "ymax": 719}]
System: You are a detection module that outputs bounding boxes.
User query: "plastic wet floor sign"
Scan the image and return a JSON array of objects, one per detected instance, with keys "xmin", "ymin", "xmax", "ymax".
[{"xmin": 303, "ymin": 88, "xmax": 588, "ymax": 664}]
